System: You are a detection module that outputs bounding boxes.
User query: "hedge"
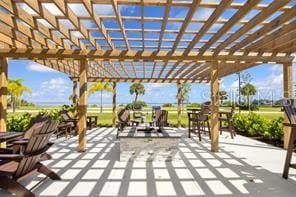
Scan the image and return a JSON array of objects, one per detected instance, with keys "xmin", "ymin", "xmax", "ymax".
[{"xmin": 233, "ymin": 112, "xmax": 284, "ymax": 143}]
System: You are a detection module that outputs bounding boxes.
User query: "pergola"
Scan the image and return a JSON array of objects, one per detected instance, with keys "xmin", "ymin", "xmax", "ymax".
[{"xmin": 0, "ymin": 0, "xmax": 295, "ymax": 153}]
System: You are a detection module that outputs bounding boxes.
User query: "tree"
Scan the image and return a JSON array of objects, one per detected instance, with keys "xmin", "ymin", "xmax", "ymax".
[
  {"xmin": 237, "ymin": 71, "xmax": 252, "ymax": 113},
  {"xmin": 240, "ymin": 83, "xmax": 257, "ymax": 112},
  {"xmin": 219, "ymin": 90, "xmax": 228, "ymax": 105},
  {"xmin": 88, "ymin": 82, "xmax": 112, "ymax": 113},
  {"xmin": 129, "ymin": 83, "xmax": 145, "ymax": 102},
  {"xmin": 177, "ymin": 84, "xmax": 191, "ymax": 109},
  {"xmin": 8, "ymin": 79, "xmax": 31, "ymax": 113}
]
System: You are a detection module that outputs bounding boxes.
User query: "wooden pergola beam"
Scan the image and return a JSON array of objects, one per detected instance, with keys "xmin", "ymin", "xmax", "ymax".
[
  {"xmin": 283, "ymin": 62, "xmax": 293, "ymax": 149},
  {"xmin": 35, "ymin": 0, "xmax": 292, "ymax": 11},
  {"xmin": 210, "ymin": 61, "xmax": 219, "ymax": 152},
  {"xmin": 0, "ymin": 57, "xmax": 8, "ymax": 148},
  {"xmin": 177, "ymin": 82, "xmax": 182, "ymax": 128},
  {"xmin": 112, "ymin": 82, "xmax": 117, "ymax": 128},
  {"xmin": 73, "ymin": 77, "xmax": 203, "ymax": 83},
  {"xmin": 0, "ymin": 49, "xmax": 293, "ymax": 63},
  {"xmin": 78, "ymin": 58, "xmax": 87, "ymax": 152}
]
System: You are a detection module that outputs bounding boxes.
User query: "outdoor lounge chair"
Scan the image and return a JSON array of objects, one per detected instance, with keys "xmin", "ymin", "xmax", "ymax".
[
  {"xmin": 4, "ymin": 115, "xmax": 53, "ymax": 161},
  {"xmin": 0, "ymin": 118, "xmax": 60, "ymax": 197},
  {"xmin": 117, "ymin": 109, "xmax": 130, "ymax": 136},
  {"xmin": 59, "ymin": 110, "xmax": 78, "ymax": 136},
  {"xmin": 282, "ymin": 99, "xmax": 296, "ymax": 179},
  {"xmin": 150, "ymin": 109, "xmax": 169, "ymax": 128},
  {"xmin": 219, "ymin": 105, "xmax": 236, "ymax": 139}
]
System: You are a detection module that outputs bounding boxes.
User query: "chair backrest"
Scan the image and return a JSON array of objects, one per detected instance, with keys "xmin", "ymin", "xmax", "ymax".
[
  {"xmin": 283, "ymin": 99, "xmax": 296, "ymax": 125},
  {"xmin": 118, "ymin": 109, "xmax": 130, "ymax": 123},
  {"xmin": 154, "ymin": 110, "xmax": 168, "ymax": 127},
  {"xmin": 14, "ymin": 117, "xmax": 58, "ymax": 179},
  {"xmin": 24, "ymin": 114, "xmax": 50, "ymax": 139},
  {"xmin": 152, "ymin": 106, "xmax": 161, "ymax": 118},
  {"xmin": 229, "ymin": 105, "xmax": 236, "ymax": 117},
  {"xmin": 59, "ymin": 110, "xmax": 72, "ymax": 121}
]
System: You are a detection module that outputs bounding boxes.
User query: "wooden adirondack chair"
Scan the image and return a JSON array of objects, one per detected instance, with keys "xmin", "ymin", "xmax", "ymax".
[
  {"xmin": 59, "ymin": 110, "xmax": 78, "ymax": 135},
  {"xmin": 11, "ymin": 115, "xmax": 53, "ymax": 161},
  {"xmin": 150, "ymin": 109, "xmax": 169, "ymax": 128},
  {"xmin": 0, "ymin": 118, "xmax": 60, "ymax": 197},
  {"xmin": 282, "ymin": 99, "xmax": 296, "ymax": 179},
  {"xmin": 116, "ymin": 109, "xmax": 130, "ymax": 136}
]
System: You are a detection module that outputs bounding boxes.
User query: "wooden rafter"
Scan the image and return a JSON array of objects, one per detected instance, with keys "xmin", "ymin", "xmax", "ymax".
[
  {"xmin": 0, "ymin": 0, "xmax": 293, "ymax": 82},
  {"xmin": 214, "ymin": 0, "xmax": 291, "ymax": 55},
  {"xmin": 0, "ymin": 49, "xmax": 292, "ymax": 63}
]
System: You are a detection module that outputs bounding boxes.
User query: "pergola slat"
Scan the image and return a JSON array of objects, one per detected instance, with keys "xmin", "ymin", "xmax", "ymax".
[{"xmin": 0, "ymin": 0, "xmax": 293, "ymax": 83}]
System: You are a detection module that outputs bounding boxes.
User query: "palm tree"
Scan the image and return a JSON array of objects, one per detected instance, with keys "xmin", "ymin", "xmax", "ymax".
[
  {"xmin": 177, "ymin": 84, "xmax": 191, "ymax": 110},
  {"xmin": 240, "ymin": 83, "xmax": 257, "ymax": 112},
  {"xmin": 8, "ymin": 79, "xmax": 32, "ymax": 113},
  {"xmin": 88, "ymin": 82, "xmax": 112, "ymax": 113},
  {"xmin": 129, "ymin": 83, "xmax": 145, "ymax": 102}
]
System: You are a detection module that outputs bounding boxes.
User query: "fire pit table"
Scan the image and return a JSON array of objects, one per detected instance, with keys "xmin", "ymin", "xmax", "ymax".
[{"xmin": 118, "ymin": 127, "xmax": 182, "ymax": 162}]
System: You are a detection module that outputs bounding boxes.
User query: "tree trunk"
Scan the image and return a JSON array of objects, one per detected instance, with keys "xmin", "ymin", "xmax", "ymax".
[
  {"xmin": 100, "ymin": 90, "xmax": 103, "ymax": 113},
  {"xmin": 135, "ymin": 93, "xmax": 138, "ymax": 102},
  {"xmin": 248, "ymin": 96, "xmax": 250, "ymax": 112},
  {"xmin": 12, "ymin": 96, "xmax": 16, "ymax": 113}
]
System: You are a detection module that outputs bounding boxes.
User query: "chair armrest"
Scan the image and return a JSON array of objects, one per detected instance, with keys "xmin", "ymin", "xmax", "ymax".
[
  {"xmin": 63, "ymin": 119, "xmax": 77, "ymax": 123},
  {"xmin": 0, "ymin": 154, "xmax": 23, "ymax": 161},
  {"xmin": 283, "ymin": 123, "xmax": 296, "ymax": 128},
  {"xmin": 12, "ymin": 139, "xmax": 29, "ymax": 145}
]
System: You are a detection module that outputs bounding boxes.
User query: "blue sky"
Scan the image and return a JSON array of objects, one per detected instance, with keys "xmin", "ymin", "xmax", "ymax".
[
  {"xmin": 8, "ymin": 60, "xmax": 291, "ymax": 105},
  {"xmin": 7, "ymin": 0, "xmax": 296, "ymax": 105}
]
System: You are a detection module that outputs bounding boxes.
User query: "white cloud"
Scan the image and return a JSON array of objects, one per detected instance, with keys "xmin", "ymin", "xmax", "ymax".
[
  {"xmin": 27, "ymin": 63, "xmax": 57, "ymax": 73},
  {"xmin": 41, "ymin": 77, "xmax": 67, "ymax": 89},
  {"xmin": 145, "ymin": 83, "xmax": 172, "ymax": 92}
]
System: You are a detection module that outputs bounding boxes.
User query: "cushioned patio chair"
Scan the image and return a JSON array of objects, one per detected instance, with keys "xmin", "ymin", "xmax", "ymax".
[{"xmin": 0, "ymin": 118, "xmax": 60, "ymax": 197}]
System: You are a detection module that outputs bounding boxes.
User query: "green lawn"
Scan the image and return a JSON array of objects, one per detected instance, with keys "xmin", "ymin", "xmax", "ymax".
[{"xmin": 8, "ymin": 106, "xmax": 283, "ymax": 126}]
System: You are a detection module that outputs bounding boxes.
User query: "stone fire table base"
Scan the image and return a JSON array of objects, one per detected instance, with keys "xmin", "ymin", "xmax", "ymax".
[{"xmin": 118, "ymin": 127, "xmax": 182, "ymax": 162}]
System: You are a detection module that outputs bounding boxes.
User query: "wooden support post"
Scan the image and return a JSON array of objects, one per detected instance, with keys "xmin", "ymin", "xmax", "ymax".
[
  {"xmin": 0, "ymin": 57, "xmax": 7, "ymax": 148},
  {"xmin": 210, "ymin": 61, "xmax": 219, "ymax": 152},
  {"xmin": 72, "ymin": 80, "xmax": 78, "ymax": 118},
  {"xmin": 112, "ymin": 82, "xmax": 117, "ymax": 128},
  {"xmin": 78, "ymin": 58, "xmax": 87, "ymax": 152},
  {"xmin": 283, "ymin": 62, "xmax": 293, "ymax": 149},
  {"xmin": 177, "ymin": 81, "xmax": 182, "ymax": 128}
]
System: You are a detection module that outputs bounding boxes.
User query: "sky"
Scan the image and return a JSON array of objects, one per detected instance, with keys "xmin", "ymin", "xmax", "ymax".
[
  {"xmin": 6, "ymin": 0, "xmax": 296, "ymax": 105},
  {"xmin": 8, "ymin": 60, "xmax": 295, "ymax": 105}
]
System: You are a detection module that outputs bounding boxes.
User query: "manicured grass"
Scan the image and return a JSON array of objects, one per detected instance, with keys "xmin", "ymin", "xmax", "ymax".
[{"xmin": 8, "ymin": 106, "xmax": 283, "ymax": 126}]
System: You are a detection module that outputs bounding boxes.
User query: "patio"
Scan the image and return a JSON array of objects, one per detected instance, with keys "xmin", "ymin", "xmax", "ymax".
[
  {"xmin": 0, "ymin": 128, "xmax": 295, "ymax": 197},
  {"xmin": 0, "ymin": 0, "xmax": 295, "ymax": 196}
]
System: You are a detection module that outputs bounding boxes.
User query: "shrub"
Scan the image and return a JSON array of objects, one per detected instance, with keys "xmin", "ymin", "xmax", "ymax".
[
  {"xmin": 233, "ymin": 113, "xmax": 269, "ymax": 136},
  {"xmin": 239, "ymin": 104, "xmax": 259, "ymax": 111},
  {"xmin": 264, "ymin": 117, "xmax": 284, "ymax": 141},
  {"xmin": 187, "ymin": 103, "xmax": 201, "ymax": 108},
  {"xmin": 37, "ymin": 109, "xmax": 61, "ymax": 121},
  {"xmin": 7, "ymin": 113, "xmax": 32, "ymax": 132},
  {"xmin": 247, "ymin": 113, "xmax": 269, "ymax": 136},
  {"xmin": 233, "ymin": 113, "xmax": 249, "ymax": 134},
  {"xmin": 126, "ymin": 101, "xmax": 147, "ymax": 110},
  {"xmin": 162, "ymin": 103, "xmax": 173, "ymax": 107}
]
